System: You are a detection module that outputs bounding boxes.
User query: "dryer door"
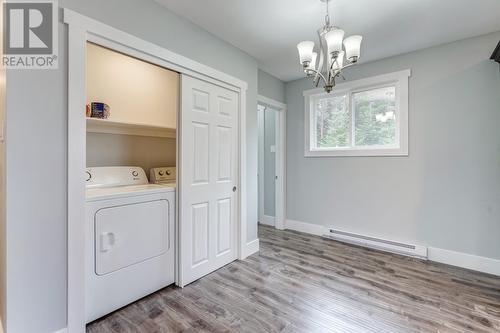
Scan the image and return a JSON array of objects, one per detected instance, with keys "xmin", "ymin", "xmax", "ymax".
[{"xmin": 94, "ymin": 199, "xmax": 169, "ymax": 275}]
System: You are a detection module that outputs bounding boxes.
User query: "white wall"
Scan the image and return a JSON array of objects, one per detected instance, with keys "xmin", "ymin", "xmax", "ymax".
[
  {"xmin": 258, "ymin": 69, "xmax": 286, "ymax": 103},
  {"xmin": 4, "ymin": 0, "xmax": 259, "ymax": 332},
  {"xmin": 86, "ymin": 42, "xmax": 179, "ymax": 129},
  {"xmin": 286, "ymin": 32, "xmax": 500, "ymax": 260},
  {"xmin": 87, "ymin": 133, "xmax": 176, "ymax": 176}
]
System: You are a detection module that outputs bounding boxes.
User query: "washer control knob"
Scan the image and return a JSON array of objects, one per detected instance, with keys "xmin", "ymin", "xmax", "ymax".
[
  {"xmin": 166, "ymin": 170, "xmax": 171, "ymax": 176},
  {"xmin": 132, "ymin": 170, "xmax": 139, "ymax": 177},
  {"xmin": 159, "ymin": 170, "xmax": 164, "ymax": 176}
]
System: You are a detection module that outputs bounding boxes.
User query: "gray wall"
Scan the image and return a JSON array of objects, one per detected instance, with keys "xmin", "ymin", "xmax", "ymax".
[
  {"xmin": 264, "ymin": 109, "xmax": 276, "ymax": 217},
  {"xmin": 286, "ymin": 31, "xmax": 500, "ymax": 260},
  {"xmin": 87, "ymin": 133, "xmax": 176, "ymax": 179},
  {"xmin": 257, "ymin": 69, "xmax": 285, "ymax": 219},
  {"xmin": 5, "ymin": 0, "xmax": 259, "ymax": 332},
  {"xmin": 258, "ymin": 69, "xmax": 286, "ymax": 103}
]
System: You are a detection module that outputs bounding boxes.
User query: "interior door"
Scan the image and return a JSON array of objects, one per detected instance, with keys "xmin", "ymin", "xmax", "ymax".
[{"xmin": 179, "ymin": 75, "xmax": 239, "ymax": 286}]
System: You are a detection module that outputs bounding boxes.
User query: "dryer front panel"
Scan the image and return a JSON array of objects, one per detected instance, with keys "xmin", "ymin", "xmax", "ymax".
[{"xmin": 94, "ymin": 199, "xmax": 170, "ymax": 275}]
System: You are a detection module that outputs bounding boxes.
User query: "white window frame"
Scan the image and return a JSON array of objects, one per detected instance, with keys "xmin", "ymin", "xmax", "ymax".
[{"xmin": 304, "ymin": 69, "xmax": 410, "ymax": 157}]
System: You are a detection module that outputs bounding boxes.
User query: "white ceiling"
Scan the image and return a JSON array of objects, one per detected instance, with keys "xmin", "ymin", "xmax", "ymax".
[{"xmin": 155, "ymin": 0, "xmax": 500, "ymax": 82}]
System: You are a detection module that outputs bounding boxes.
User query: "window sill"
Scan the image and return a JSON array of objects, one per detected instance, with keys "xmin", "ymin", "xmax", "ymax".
[{"xmin": 305, "ymin": 147, "xmax": 408, "ymax": 157}]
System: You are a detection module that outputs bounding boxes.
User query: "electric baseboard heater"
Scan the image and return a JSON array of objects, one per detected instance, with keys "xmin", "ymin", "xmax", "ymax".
[{"xmin": 491, "ymin": 41, "xmax": 500, "ymax": 63}]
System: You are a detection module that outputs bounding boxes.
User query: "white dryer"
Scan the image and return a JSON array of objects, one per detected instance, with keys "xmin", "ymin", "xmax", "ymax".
[
  {"xmin": 150, "ymin": 166, "xmax": 176, "ymax": 187},
  {"xmin": 85, "ymin": 166, "xmax": 175, "ymax": 323}
]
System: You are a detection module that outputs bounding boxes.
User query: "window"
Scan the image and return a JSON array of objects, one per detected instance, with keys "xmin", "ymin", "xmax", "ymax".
[{"xmin": 305, "ymin": 70, "xmax": 410, "ymax": 157}]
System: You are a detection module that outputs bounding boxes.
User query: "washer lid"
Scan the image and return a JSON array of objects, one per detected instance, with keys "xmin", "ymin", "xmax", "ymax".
[{"xmin": 86, "ymin": 184, "xmax": 174, "ymax": 201}]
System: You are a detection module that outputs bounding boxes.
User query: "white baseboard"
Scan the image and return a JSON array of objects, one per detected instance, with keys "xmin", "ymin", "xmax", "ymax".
[
  {"xmin": 428, "ymin": 247, "xmax": 500, "ymax": 276},
  {"xmin": 285, "ymin": 219, "xmax": 325, "ymax": 236},
  {"xmin": 241, "ymin": 238, "xmax": 259, "ymax": 259},
  {"xmin": 260, "ymin": 215, "xmax": 275, "ymax": 226},
  {"xmin": 53, "ymin": 328, "xmax": 68, "ymax": 333},
  {"xmin": 285, "ymin": 219, "xmax": 500, "ymax": 276}
]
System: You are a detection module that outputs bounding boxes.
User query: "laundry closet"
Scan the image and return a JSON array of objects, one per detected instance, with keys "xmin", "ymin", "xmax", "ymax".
[
  {"xmin": 84, "ymin": 42, "xmax": 178, "ymax": 322},
  {"xmin": 82, "ymin": 41, "xmax": 241, "ymax": 325}
]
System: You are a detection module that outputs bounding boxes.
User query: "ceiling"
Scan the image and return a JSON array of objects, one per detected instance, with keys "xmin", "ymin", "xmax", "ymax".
[{"xmin": 155, "ymin": 0, "xmax": 500, "ymax": 82}]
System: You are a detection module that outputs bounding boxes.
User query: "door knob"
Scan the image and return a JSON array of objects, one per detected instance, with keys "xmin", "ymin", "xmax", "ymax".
[{"xmin": 232, "ymin": 186, "xmax": 237, "ymax": 192}]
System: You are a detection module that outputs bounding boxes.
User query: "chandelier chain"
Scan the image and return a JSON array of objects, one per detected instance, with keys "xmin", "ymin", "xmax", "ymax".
[{"xmin": 325, "ymin": 0, "xmax": 331, "ymax": 26}]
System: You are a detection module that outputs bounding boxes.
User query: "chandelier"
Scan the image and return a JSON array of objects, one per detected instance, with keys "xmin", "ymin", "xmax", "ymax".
[{"xmin": 297, "ymin": 0, "xmax": 363, "ymax": 93}]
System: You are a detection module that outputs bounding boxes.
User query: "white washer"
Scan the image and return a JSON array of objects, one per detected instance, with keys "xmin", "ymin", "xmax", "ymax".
[{"xmin": 85, "ymin": 166, "xmax": 175, "ymax": 323}]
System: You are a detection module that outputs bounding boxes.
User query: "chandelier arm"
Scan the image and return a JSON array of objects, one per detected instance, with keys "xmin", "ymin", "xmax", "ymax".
[
  {"xmin": 305, "ymin": 68, "xmax": 328, "ymax": 86},
  {"xmin": 339, "ymin": 62, "xmax": 356, "ymax": 71}
]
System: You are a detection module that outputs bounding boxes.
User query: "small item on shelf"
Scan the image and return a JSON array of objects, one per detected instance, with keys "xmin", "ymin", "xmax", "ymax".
[
  {"xmin": 85, "ymin": 104, "xmax": 91, "ymax": 117},
  {"xmin": 90, "ymin": 102, "xmax": 110, "ymax": 119}
]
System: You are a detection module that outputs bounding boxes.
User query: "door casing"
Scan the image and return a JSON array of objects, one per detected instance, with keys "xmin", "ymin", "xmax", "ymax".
[{"xmin": 257, "ymin": 95, "xmax": 287, "ymax": 230}]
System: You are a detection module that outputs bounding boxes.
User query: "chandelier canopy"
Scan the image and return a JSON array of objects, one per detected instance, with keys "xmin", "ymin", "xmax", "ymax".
[{"xmin": 297, "ymin": 0, "xmax": 363, "ymax": 93}]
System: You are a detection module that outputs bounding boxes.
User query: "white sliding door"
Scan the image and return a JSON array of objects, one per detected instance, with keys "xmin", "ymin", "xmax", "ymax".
[{"xmin": 179, "ymin": 75, "xmax": 239, "ymax": 286}]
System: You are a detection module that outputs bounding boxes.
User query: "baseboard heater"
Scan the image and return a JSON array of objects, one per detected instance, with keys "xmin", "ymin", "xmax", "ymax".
[{"xmin": 324, "ymin": 228, "xmax": 428, "ymax": 259}]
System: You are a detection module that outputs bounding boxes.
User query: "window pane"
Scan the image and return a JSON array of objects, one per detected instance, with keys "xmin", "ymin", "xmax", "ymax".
[
  {"xmin": 353, "ymin": 86, "xmax": 397, "ymax": 147},
  {"xmin": 314, "ymin": 94, "xmax": 350, "ymax": 148}
]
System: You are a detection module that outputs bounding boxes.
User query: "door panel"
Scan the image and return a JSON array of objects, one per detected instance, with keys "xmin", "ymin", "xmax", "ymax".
[
  {"xmin": 192, "ymin": 122, "xmax": 210, "ymax": 184},
  {"xmin": 180, "ymin": 75, "xmax": 239, "ymax": 286},
  {"xmin": 216, "ymin": 198, "xmax": 231, "ymax": 256},
  {"xmin": 217, "ymin": 126, "xmax": 232, "ymax": 182},
  {"xmin": 191, "ymin": 202, "xmax": 209, "ymax": 266}
]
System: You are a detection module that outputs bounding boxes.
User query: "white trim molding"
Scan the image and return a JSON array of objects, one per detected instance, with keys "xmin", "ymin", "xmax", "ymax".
[
  {"xmin": 304, "ymin": 69, "xmax": 410, "ymax": 157},
  {"xmin": 285, "ymin": 219, "xmax": 500, "ymax": 276},
  {"xmin": 257, "ymin": 95, "xmax": 287, "ymax": 110},
  {"xmin": 241, "ymin": 239, "xmax": 260, "ymax": 259},
  {"xmin": 64, "ymin": 8, "xmax": 248, "ymax": 333},
  {"xmin": 260, "ymin": 215, "xmax": 276, "ymax": 226},
  {"xmin": 257, "ymin": 105, "xmax": 265, "ymax": 228},
  {"xmin": 53, "ymin": 328, "xmax": 68, "ymax": 333},
  {"xmin": 285, "ymin": 219, "xmax": 325, "ymax": 236},
  {"xmin": 428, "ymin": 247, "xmax": 500, "ymax": 277}
]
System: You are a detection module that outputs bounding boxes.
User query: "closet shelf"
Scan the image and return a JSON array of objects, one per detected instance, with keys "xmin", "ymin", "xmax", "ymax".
[{"xmin": 86, "ymin": 117, "xmax": 176, "ymax": 138}]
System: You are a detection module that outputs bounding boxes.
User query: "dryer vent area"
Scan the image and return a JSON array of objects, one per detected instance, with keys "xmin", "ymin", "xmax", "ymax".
[{"xmin": 85, "ymin": 42, "xmax": 178, "ymax": 178}]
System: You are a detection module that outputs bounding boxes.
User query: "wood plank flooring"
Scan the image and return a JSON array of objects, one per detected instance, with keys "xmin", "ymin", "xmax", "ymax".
[{"xmin": 87, "ymin": 225, "xmax": 500, "ymax": 333}]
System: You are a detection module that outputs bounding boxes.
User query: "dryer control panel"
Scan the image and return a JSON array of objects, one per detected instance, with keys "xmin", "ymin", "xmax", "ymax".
[{"xmin": 150, "ymin": 167, "xmax": 176, "ymax": 184}]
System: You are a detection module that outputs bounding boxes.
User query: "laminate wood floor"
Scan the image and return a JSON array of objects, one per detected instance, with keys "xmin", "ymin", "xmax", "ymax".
[{"xmin": 87, "ymin": 225, "xmax": 500, "ymax": 333}]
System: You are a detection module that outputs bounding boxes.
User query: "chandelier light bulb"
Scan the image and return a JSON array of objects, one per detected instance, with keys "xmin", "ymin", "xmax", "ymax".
[
  {"xmin": 307, "ymin": 52, "xmax": 318, "ymax": 70},
  {"xmin": 344, "ymin": 35, "xmax": 363, "ymax": 62},
  {"xmin": 297, "ymin": 41, "xmax": 315, "ymax": 65},
  {"xmin": 325, "ymin": 29, "xmax": 344, "ymax": 56}
]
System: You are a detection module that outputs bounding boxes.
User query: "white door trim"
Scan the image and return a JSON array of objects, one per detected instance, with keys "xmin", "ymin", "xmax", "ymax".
[
  {"xmin": 257, "ymin": 95, "xmax": 287, "ymax": 230},
  {"xmin": 257, "ymin": 105, "xmax": 265, "ymax": 226},
  {"xmin": 64, "ymin": 9, "xmax": 248, "ymax": 333}
]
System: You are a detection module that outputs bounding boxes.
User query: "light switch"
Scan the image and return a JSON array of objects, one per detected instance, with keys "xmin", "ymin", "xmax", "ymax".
[{"xmin": 270, "ymin": 145, "xmax": 276, "ymax": 153}]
